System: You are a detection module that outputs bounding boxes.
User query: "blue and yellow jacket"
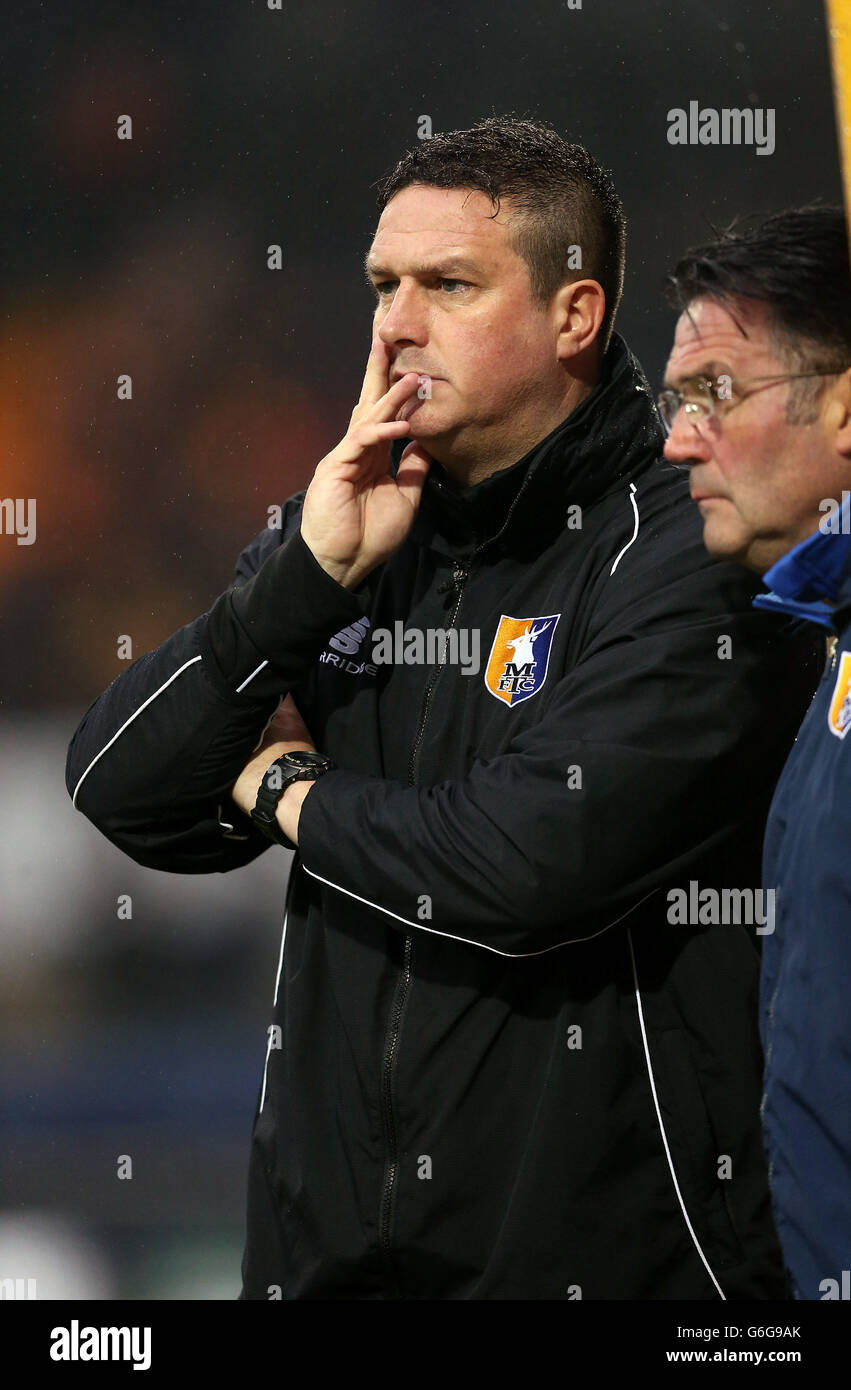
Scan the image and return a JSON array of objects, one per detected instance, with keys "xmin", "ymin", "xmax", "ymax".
[{"xmin": 755, "ymin": 493, "xmax": 851, "ymax": 1301}]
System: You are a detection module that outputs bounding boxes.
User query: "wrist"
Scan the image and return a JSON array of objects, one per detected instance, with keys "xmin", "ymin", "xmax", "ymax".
[
  {"xmin": 231, "ymin": 741, "xmax": 314, "ymax": 818},
  {"xmin": 301, "ymin": 534, "xmax": 370, "ymax": 591},
  {"xmin": 249, "ymin": 749, "xmax": 336, "ymax": 847},
  {"xmin": 274, "ymin": 778, "xmax": 314, "ymax": 844}
]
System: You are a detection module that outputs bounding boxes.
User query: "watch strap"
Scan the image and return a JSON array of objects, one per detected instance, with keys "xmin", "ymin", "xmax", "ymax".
[{"xmin": 251, "ymin": 752, "xmax": 336, "ymax": 845}]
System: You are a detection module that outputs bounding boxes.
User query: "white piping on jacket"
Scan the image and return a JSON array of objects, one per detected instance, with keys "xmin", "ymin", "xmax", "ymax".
[
  {"xmin": 298, "ymin": 866, "xmax": 728, "ymax": 1293},
  {"xmin": 259, "ymin": 899, "xmax": 290, "ymax": 1115},
  {"xmin": 237, "ymin": 660, "xmax": 269, "ymax": 693},
  {"xmin": 301, "ymin": 861, "xmax": 660, "ymax": 958},
  {"xmin": 71, "ymin": 655, "xmax": 203, "ymax": 808},
  {"xmin": 217, "ymin": 803, "xmax": 251, "ymax": 840},
  {"xmin": 71, "ymin": 650, "xmax": 272, "ymax": 812},
  {"xmin": 609, "ymin": 483, "xmax": 640, "ymax": 575},
  {"xmin": 626, "ymin": 926, "xmax": 726, "ymax": 1300}
]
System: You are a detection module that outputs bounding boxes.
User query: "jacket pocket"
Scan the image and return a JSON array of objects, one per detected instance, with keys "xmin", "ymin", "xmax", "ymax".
[{"xmin": 651, "ymin": 1026, "xmax": 746, "ymax": 1270}]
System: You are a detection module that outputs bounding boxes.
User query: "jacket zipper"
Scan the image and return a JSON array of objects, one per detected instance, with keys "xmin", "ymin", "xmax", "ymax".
[
  {"xmin": 377, "ymin": 556, "xmax": 470, "ymax": 1293},
  {"xmin": 407, "ymin": 559, "xmax": 469, "ymax": 784},
  {"xmin": 402, "ymin": 454, "xmax": 540, "ymax": 785},
  {"xmin": 376, "ymin": 463, "xmax": 540, "ymax": 1292}
]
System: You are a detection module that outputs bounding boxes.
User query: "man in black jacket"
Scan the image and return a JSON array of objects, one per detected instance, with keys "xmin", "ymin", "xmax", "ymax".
[{"xmin": 66, "ymin": 117, "xmax": 821, "ymax": 1299}]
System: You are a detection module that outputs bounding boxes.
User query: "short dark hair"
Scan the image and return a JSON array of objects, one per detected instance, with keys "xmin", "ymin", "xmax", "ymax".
[
  {"xmin": 665, "ymin": 204, "xmax": 851, "ymax": 423},
  {"xmin": 375, "ymin": 115, "xmax": 626, "ymax": 355}
]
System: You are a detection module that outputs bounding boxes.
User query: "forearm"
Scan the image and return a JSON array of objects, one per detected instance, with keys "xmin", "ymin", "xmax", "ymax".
[
  {"xmin": 210, "ymin": 528, "xmax": 371, "ymax": 691},
  {"xmin": 67, "ymin": 503, "xmax": 373, "ymax": 863},
  {"xmin": 65, "ymin": 607, "xmax": 285, "ymax": 871},
  {"xmin": 229, "ymin": 701, "xmax": 318, "ymax": 846}
]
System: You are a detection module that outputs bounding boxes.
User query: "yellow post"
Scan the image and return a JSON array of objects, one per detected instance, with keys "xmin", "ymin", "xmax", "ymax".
[{"xmin": 826, "ymin": 0, "xmax": 851, "ymax": 246}]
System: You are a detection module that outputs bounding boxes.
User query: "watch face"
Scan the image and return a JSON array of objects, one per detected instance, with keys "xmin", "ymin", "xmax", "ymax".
[{"xmin": 285, "ymin": 751, "xmax": 323, "ymax": 768}]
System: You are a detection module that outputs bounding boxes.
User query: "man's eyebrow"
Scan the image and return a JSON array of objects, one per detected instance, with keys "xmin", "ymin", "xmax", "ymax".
[
  {"xmin": 664, "ymin": 360, "xmax": 733, "ymax": 387},
  {"xmin": 363, "ymin": 254, "xmax": 483, "ymax": 282}
]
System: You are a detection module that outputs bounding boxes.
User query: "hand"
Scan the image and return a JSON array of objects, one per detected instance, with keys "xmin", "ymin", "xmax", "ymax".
[
  {"xmin": 255, "ymin": 692, "xmax": 315, "ymax": 753},
  {"xmin": 231, "ymin": 694, "xmax": 316, "ymax": 819},
  {"xmin": 300, "ymin": 324, "xmax": 432, "ymax": 589}
]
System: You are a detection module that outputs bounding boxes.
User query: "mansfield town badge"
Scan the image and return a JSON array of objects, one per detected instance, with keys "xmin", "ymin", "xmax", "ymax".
[{"xmin": 484, "ymin": 614, "xmax": 560, "ymax": 707}]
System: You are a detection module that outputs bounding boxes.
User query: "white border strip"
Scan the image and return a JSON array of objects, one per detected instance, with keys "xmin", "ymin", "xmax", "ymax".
[
  {"xmin": 301, "ymin": 861, "xmax": 659, "ymax": 958},
  {"xmin": 259, "ymin": 900, "xmax": 290, "ymax": 1114},
  {"xmin": 237, "ymin": 659, "xmax": 269, "ymax": 693},
  {"xmin": 610, "ymin": 483, "xmax": 640, "ymax": 575},
  {"xmin": 626, "ymin": 926, "xmax": 726, "ymax": 1299},
  {"xmin": 71, "ymin": 656, "xmax": 203, "ymax": 808}
]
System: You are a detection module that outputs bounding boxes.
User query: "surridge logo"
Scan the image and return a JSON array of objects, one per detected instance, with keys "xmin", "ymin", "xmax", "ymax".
[
  {"xmin": 319, "ymin": 616, "xmax": 376, "ymax": 677},
  {"xmin": 484, "ymin": 614, "xmax": 560, "ymax": 706},
  {"xmin": 327, "ymin": 616, "xmax": 370, "ymax": 656}
]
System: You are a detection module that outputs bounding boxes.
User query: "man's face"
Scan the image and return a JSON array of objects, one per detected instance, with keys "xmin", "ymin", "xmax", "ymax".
[
  {"xmin": 365, "ymin": 183, "xmax": 566, "ymax": 470},
  {"xmin": 662, "ymin": 295, "xmax": 845, "ymax": 573}
]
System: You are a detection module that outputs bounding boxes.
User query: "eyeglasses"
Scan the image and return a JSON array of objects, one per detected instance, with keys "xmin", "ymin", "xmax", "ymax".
[{"xmin": 657, "ymin": 370, "xmax": 843, "ymax": 432}]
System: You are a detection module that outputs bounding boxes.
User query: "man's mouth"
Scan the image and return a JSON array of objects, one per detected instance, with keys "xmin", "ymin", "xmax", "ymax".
[
  {"xmin": 391, "ymin": 368, "xmax": 440, "ymax": 383},
  {"xmin": 690, "ymin": 477, "xmax": 727, "ymax": 503}
]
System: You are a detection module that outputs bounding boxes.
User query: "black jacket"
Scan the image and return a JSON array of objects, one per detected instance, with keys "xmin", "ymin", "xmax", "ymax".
[{"xmin": 65, "ymin": 334, "xmax": 822, "ymax": 1299}]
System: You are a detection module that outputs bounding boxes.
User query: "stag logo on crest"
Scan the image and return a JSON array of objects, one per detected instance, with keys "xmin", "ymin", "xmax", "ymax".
[{"xmin": 484, "ymin": 613, "xmax": 561, "ymax": 707}]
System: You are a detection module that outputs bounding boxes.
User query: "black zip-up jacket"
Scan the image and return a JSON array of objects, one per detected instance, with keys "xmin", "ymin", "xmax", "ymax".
[{"xmin": 65, "ymin": 334, "xmax": 822, "ymax": 1299}]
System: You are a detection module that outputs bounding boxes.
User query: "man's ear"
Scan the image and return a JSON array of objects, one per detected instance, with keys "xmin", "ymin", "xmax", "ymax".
[
  {"xmin": 828, "ymin": 365, "xmax": 851, "ymax": 459},
  {"xmin": 552, "ymin": 279, "xmax": 606, "ymax": 362}
]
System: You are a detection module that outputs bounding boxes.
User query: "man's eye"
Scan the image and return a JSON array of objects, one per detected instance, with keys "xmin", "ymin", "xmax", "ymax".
[{"xmin": 371, "ymin": 277, "xmax": 471, "ymax": 299}]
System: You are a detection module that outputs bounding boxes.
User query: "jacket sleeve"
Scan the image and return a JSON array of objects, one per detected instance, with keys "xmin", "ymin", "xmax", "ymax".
[
  {"xmin": 295, "ymin": 556, "xmax": 822, "ymax": 956},
  {"xmin": 65, "ymin": 495, "xmax": 371, "ymax": 873}
]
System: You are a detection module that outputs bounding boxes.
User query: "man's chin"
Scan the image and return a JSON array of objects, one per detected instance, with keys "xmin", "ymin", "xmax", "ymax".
[
  {"xmin": 699, "ymin": 515, "xmax": 762, "ymax": 571},
  {"xmin": 401, "ymin": 408, "xmax": 454, "ymax": 443}
]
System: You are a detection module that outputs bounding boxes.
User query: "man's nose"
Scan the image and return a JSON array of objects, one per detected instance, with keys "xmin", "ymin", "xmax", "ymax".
[
  {"xmin": 377, "ymin": 282, "xmax": 428, "ymax": 346},
  {"xmin": 662, "ymin": 408, "xmax": 711, "ymax": 469}
]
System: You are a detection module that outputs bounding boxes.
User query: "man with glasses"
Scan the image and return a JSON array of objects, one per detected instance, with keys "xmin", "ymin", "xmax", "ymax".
[{"xmin": 661, "ymin": 204, "xmax": 851, "ymax": 1300}]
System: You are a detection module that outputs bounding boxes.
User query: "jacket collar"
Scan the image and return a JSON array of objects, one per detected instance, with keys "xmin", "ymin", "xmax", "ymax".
[
  {"xmin": 753, "ymin": 494, "xmax": 851, "ymax": 632},
  {"xmin": 390, "ymin": 332, "xmax": 665, "ymax": 560}
]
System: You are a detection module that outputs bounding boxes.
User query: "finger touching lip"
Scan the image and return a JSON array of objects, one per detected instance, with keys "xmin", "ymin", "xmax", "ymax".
[{"xmin": 391, "ymin": 368, "xmax": 441, "ymax": 383}]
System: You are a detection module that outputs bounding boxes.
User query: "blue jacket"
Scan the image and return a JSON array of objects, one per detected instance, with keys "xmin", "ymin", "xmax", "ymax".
[{"xmin": 754, "ymin": 494, "xmax": 851, "ymax": 1300}]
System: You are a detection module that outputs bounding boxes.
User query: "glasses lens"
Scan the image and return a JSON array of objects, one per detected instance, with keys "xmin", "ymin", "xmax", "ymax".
[
  {"xmin": 657, "ymin": 390, "xmax": 678, "ymax": 429},
  {"xmin": 659, "ymin": 391, "xmax": 684, "ymax": 428},
  {"xmin": 657, "ymin": 381, "xmax": 718, "ymax": 435}
]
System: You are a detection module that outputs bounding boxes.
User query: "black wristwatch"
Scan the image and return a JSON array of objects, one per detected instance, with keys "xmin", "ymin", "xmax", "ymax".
[{"xmin": 250, "ymin": 750, "xmax": 337, "ymax": 846}]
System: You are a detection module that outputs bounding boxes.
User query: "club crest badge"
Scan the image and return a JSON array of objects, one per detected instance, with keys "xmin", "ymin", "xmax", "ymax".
[
  {"xmin": 828, "ymin": 650, "xmax": 851, "ymax": 739},
  {"xmin": 484, "ymin": 614, "xmax": 560, "ymax": 707}
]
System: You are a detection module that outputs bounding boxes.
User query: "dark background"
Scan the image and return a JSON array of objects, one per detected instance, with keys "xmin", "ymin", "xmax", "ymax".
[{"xmin": 0, "ymin": 0, "xmax": 842, "ymax": 1296}]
